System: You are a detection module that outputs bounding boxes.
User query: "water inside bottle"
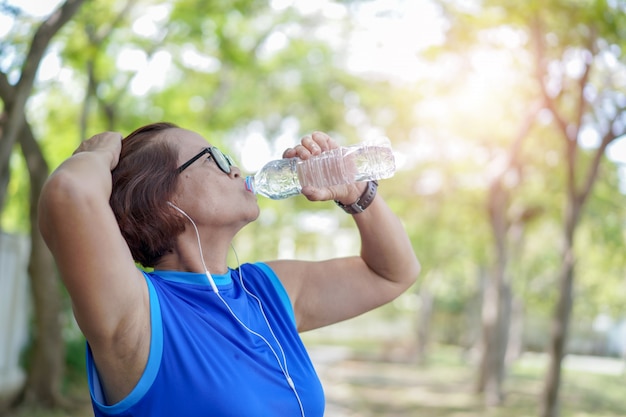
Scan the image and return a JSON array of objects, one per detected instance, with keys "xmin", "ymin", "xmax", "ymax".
[
  {"xmin": 249, "ymin": 158, "xmax": 302, "ymax": 199},
  {"xmin": 297, "ymin": 145, "xmax": 396, "ymax": 188},
  {"xmin": 296, "ymin": 148, "xmax": 353, "ymax": 188},
  {"xmin": 351, "ymin": 145, "xmax": 395, "ymax": 182}
]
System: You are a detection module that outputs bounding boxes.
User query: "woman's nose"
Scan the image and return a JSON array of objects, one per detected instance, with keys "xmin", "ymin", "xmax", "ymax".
[{"xmin": 229, "ymin": 165, "xmax": 241, "ymax": 178}]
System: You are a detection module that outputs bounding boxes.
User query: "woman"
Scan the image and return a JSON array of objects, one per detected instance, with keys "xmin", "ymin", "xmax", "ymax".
[{"xmin": 38, "ymin": 122, "xmax": 420, "ymax": 417}]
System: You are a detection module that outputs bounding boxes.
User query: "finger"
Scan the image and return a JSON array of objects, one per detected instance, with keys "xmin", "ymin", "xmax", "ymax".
[
  {"xmin": 282, "ymin": 148, "xmax": 297, "ymax": 158},
  {"xmin": 292, "ymin": 143, "xmax": 314, "ymax": 160},
  {"xmin": 75, "ymin": 131, "xmax": 121, "ymax": 149},
  {"xmin": 310, "ymin": 131, "xmax": 337, "ymax": 152},
  {"xmin": 299, "ymin": 134, "xmax": 322, "ymax": 155},
  {"xmin": 283, "ymin": 131, "xmax": 336, "ymax": 159},
  {"xmin": 300, "ymin": 185, "xmax": 331, "ymax": 202},
  {"xmin": 282, "ymin": 143, "xmax": 315, "ymax": 159},
  {"xmin": 73, "ymin": 132, "xmax": 123, "ymax": 169}
]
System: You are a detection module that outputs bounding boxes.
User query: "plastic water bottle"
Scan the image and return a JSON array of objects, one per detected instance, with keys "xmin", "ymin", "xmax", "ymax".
[{"xmin": 245, "ymin": 139, "xmax": 395, "ymax": 200}]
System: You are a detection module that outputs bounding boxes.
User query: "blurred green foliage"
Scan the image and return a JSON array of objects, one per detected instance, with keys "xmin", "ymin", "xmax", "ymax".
[{"xmin": 1, "ymin": 0, "xmax": 625, "ymax": 366}]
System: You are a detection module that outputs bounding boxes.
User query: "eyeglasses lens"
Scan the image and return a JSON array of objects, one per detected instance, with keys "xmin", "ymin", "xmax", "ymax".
[{"xmin": 211, "ymin": 147, "xmax": 233, "ymax": 174}]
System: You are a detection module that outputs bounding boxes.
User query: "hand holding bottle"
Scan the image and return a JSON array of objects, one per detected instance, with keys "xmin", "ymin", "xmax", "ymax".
[
  {"xmin": 245, "ymin": 131, "xmax": 395, "ymax": 200},
  {"xmin": 282, "ymin": 132, "xmax": 364, "ymax": 203}
]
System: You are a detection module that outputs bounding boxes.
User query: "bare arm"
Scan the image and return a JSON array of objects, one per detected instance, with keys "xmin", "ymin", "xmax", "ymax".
[
  {"xmin": 38, "ymin": 132, "xmax": 148, "ymax": 398},
  {"xmin": 267, "ymin": 132, "xmax": 420, "ymax": 332}
]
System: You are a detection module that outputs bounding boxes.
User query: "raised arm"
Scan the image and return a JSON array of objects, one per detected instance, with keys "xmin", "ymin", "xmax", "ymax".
[
  {"xmin": 38, "ymin": 132, "xmax": 147, "ymax": 346},
  {"xmin": 267, "ymin": 132, "xmax": 420, "ymax": 332}
]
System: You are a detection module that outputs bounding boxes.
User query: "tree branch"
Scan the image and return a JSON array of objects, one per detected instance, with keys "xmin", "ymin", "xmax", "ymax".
[
  {"xmin": 530, "ymin": 16, "xmax": 571, "ymax": 142},
  {"xmin": 573, "ymin": 29, "xmax": 597, "ymax": 130},
  {"xmin": 506, "ymin": 100, "xmax": 544, "ymax": 171},
  {"xmin": 0, "ymin": 0, "xmax": 86, "ymax": 191},
  {"xmin": 0, "ymin": 72, "xmax": 14, "ymax": 102},
  {"xmin": 578, "ymin": 109, "xmax": 626, "ymax": 204},
  {"xmin": 19, "ymin": 0, "xmax": 85, "ymax": 92}
]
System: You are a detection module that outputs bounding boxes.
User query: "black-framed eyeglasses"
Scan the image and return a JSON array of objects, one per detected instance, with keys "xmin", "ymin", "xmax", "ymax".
[{"xmin": 177, "ymin": 147, "xmax": 235, "ymax": 174}]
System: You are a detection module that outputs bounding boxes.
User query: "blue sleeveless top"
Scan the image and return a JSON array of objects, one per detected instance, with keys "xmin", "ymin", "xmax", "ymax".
[{"xmin": 87, "ymin": 263, "xmax": 325, "ymax": 416}]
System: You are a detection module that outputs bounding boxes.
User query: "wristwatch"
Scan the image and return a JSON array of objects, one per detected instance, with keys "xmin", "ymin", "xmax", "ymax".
[{"xmin": 335, "ymin": 180, "xmax": 378, "ymax": 214}]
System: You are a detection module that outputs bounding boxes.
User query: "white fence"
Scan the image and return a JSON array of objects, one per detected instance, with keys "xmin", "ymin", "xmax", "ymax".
[{"xmin": 0, "ymin": 232, "xmax": 30, "ymax": 407}]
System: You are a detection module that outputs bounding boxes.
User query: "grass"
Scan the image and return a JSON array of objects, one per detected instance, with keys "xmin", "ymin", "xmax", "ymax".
[
  {"xmin": 308, "ymin": 341, "xmax": 626, "ymax": 417},
  {"xmin": 6, "ymin": 342, "xmax": 626, "ymax": 417}
]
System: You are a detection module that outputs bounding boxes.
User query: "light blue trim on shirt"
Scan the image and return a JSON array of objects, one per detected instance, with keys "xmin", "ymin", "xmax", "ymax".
[
  {"xmin": 254, "ymin": 262, "xmax": 296, "ymax": 327},
  {"xmin": 89, "ymin": 273, "xmax": 163, "ymax": 413},
  {"xmin": 152, "ymin": 269, "xmax": 233, "ymax": 286}
]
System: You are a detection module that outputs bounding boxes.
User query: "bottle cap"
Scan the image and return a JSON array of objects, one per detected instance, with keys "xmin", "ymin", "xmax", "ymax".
[{"xmin": 244, "ymin": 176, "xmax": 255, "ymax": 193}]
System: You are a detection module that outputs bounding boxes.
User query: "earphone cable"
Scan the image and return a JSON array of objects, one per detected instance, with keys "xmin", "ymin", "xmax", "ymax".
[
  {"xmin": 167, "ymin": 202, "xmax": 219, "ymax": 293},
  {"xmin": 232, "ymin": 245, "xmax": 306, "ymax": 416},
  {"xmin": 168, "ymin": 202, "xmax": 305, "ymax": 417}
]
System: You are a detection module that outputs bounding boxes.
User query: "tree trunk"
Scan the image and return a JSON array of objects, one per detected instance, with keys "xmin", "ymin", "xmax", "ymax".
[
  {"xmin": 476, "ymin": 100, "xmax": 538, "ymax": 406},
  {"xmin": 0, "ymin": 108, "xmax": 13, "ymax": 211},
  {"xmin": 0, "ymin": 2, "xmax": 86, "ymax": 405},
  {"xmin": 540, "ymin": 199, "xmax": 578, "ymax": 417},
  {"xmin": 19, "ymin": 122, "xmax": 66, "ymax": 407},
  {"xmin": 462, "ymin": 266, "xmax": 485, "ymax": 364},
  {"xmin": 0, "ymin": 141, "xmax": 9, "ymax": 213},
  {"xmin": 506, "ymin": 297, "xmax": 524, "ymax": 363},
  {"xmin": 476, "ymin": 178, "xmax": 511, "ymax": 406},
  {"xmin": 0, "ymin": 0, "xmax": 86, "ymax": 206},
  {"xmin": 477, "ymin": 274, "xmax": 512, "ymax": 406},
  {"xmin": 415, "ymin": 287, "xmax": 433, "ymax": 365}
]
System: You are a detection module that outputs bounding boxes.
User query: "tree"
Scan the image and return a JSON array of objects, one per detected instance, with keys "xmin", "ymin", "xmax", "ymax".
[
  {"xmin": 0, "ymin": 0, "xmax": 84, "ymax": 208},
  {"xmin": 436, "ymin": 1, "xmax": 626, "ymax": 413},
  {"xmin": 0, "ymin": 0, "xmax": 87, "ymax": 407},
  {"xmin": 478, "ymin": 102, "xmax": 542, "ymax": 405},
  {"xmin": 411, "ymin": 7, "xmax": 546, "ymax": 401},
  {"xmin": 527, "ymin": 2, "xmax": 626, "ymax": 416}
]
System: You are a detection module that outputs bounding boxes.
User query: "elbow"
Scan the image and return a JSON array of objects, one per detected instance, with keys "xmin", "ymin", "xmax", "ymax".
[
  {"xmin": 381, "ymin": 259, "xmax": 420, "ymax": 306},
  {"xmin": 398, "ymin": 248, "xmax": 421, "ymax": 292},
  {"xmin": 401, "ymin": 256, "xmax": 421, "ymax": 291},
  {"xmin": 409, "ymin": 257, "xmax": 421, "ymax": 287},
  {"xmin": 39, "ymin": 170, "xmax": 74, "ymax": 210},
  {"xmin": 38, "ymin": 172, "xmax": 72, "ymax": 244},
  {"xmin": 368, "ymin": 254, "xmax": 420, "ymax": 308},
  {"xmin": 38, "ymin": 170, "xmax": 93, "ymax": 240},
  {"xmin": 38, "ymin": 174, "xmax": 62, "ymax": 241}
]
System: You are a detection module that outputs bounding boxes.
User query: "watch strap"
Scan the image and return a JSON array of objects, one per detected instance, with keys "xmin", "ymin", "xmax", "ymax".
[{"xmin": 335, "ymin": 180, "xmax": 378, "ymax": 214}]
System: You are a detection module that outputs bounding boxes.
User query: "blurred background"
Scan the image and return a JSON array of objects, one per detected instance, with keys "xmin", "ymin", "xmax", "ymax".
[{"xmin": 1, "ymin": 0, "xmax": 625, "ymax": 416}]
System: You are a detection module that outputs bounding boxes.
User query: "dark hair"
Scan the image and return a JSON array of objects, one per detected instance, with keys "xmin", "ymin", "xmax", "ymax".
[{"xmin": 110, "ymin": 122, "xmax": 185, "ymax": 267}]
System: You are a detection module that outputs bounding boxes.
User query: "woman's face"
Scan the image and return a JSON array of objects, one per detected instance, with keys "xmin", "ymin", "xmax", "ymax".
[{"xmin": 170, "ymin": 128, "xmax": 259, "ymax": 230}]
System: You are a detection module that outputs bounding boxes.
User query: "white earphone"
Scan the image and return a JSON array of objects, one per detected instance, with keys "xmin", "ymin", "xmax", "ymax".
[
  {"xmin": 166, "ymin": 201, "xmax": 306, "ymax": 416},
  {"xmin": 167, "ymin": 201, "xmax": 219, "ymax": 293}
]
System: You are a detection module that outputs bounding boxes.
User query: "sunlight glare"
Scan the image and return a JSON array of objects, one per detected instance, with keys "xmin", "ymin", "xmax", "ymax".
[
  {"xmin": 579, "ymin": 125, "xmax": 601, "ymax": 149},
  {"xmin": 240, "ymin": 131, "xmax": 272, "ymax": 173},
  {"xmin": 132, "ymin": 5, "xmax": 171, "ymax": 38},
  {"xmin": 257, "ymin": 31, "xmax": 290, "ymax": 59},
  {"xmin": 607, "ymin": 136, "xmax": 626, "ymax": 164},
  {"xmin": 344, "ymin": 0, "xmax": 446, "ymax": 82},
  {"xmin": 116, "ymin": 49, "xmax": 147, "ymax": 72},
  {"xmin": 0, "ymin": 14, "xmax": 12, "ymax": 38},
  {"xmin": 7, "ymin": 0, "xmax": 62, "ymax": 17},
  {"xmin": 129, "ymin": 51, "xmax": 171, "ymax": 96},
  {"xmin": 181, "ymin": 47, "xmax": 221, "ymax": 73},
  {"xmin": 37, "ymin": 50, "xmax": 61, "ymax": 82},
  {"xmin": 270, "ymin": 0, "xmax": 293, "ymax": 12}
]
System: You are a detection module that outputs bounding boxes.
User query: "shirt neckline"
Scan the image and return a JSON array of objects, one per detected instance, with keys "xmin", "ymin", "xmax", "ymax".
[{"xmin": 151, "ymin": 269, "xmax": 233, "ymax": 286}]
